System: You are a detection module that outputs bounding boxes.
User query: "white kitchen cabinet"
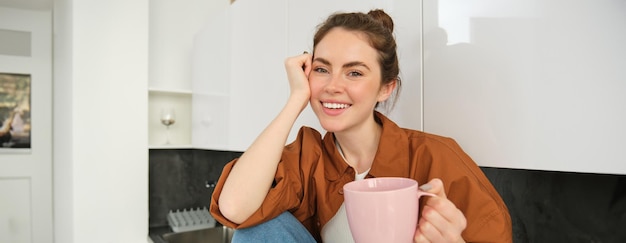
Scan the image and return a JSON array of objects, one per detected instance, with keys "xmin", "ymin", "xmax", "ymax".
[
  {"xmin": 422, "ymin": 0, "xmax": 626, "ymax": 174},
  {"xmin": 191, "ymin": 0, "xmax": 289, "ymax": 151},
  {"xmin": 190, "ymin": 5, "xmax": 232, "ymax": 151},
  {"xmin": 148, "ymin": 0, "xmax": 228, "ymax": 148},
  {"xmin": 155, "ymin": 0, "xmax": 626, "ymax": 175}
]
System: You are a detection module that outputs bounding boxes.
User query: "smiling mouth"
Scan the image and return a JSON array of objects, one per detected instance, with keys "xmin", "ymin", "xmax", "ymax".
[{"xmin": 322, "ymin": 102, "xmax": 351, "ymax": 109}]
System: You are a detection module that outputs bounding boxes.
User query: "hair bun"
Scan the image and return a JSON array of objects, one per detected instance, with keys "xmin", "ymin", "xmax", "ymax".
[{"xmin": 367, "ymin": 9, "xmax": 394, "ymax": 32}]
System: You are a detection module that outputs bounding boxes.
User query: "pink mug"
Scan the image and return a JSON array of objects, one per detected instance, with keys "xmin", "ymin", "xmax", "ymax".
[{"xmin": 343, "ymin": 177, "xmax": 435, "ymax": 243}]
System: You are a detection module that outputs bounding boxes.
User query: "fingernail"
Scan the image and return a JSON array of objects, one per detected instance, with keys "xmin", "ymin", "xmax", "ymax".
[{"xmin": 419, "ymin": 184, "xmax": 432, "ymax": 191}]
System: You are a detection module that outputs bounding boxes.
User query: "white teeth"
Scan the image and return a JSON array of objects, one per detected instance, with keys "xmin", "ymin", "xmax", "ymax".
[{"xmin": 323, "ymin": 102, "xmax": 350, "ymax": 109}]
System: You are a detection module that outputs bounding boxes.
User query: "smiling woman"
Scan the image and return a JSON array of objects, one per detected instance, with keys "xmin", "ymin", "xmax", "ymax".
[{"xmin": 209, "ymin": 9, "xmax": 512, "ymax": 243}]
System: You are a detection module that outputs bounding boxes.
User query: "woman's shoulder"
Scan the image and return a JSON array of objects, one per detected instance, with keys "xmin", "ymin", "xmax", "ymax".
[
  {"xmin": 377, "ymin": 112, "xmax": 459, "ymax": 147},
  {"xmin": 399, "ymin": 127, "xmax": 479, "ymax": 171},
  {"xmin": 284, "ymin": 126, "xmax": 324, "ymax": 152},
  {"xmin": 400, "ymin": 127, "xmax": 462, "ymax": 151},
  {"xmin": 376, "ymin": 112, "xmax": 464, "ymax": 155},
  {"xmin": 280, "ymin": 126, "xmax": 326, "ymax": 173}
]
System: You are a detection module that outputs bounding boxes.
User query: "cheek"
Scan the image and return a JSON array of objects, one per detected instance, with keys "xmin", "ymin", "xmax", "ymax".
[
  {"xmin": 354, "ymin": 83, "xmax": 380, "ymax": 99},
  {"xmin": 308, "ymin": 78, "xmax": 324, "ymax": 97}
]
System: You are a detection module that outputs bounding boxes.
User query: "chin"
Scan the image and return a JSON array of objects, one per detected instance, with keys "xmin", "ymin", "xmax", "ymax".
[
  {"xmin": 318, "ymin": 119, "xmax": 344, "ymax": 133},
  {"xmin": 312, "ymin": 106, "xmax": 345, "ymax": 132}
]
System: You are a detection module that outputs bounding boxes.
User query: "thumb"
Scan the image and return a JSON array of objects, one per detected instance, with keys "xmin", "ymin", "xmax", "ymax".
[{"xmin": 419, "ymin": 178, "xmax": 447, "ymax": 199}]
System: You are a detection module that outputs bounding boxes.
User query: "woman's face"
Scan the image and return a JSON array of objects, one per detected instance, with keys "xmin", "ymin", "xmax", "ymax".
[{"xmin": 309, "ymin": 27, "xmax": 394, "ymax": 133}]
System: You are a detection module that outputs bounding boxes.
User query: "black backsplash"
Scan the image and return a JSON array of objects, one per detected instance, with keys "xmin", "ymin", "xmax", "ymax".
[
  {"xmin": 149, "ymin": 149, "xmax": 242, "ymax": 228},
  {"xmin": 149, "ymin": 149, "xmax": 626, "ymax": 242},
  {"xmin": 481, "ymin": 167, "xmax": 626, "ymax": 242}
]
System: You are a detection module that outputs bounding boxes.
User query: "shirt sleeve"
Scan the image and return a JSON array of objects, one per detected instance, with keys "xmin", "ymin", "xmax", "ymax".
[{"xmin": 209, "ymin": 127, "xmax": 322, "ymax": 229}]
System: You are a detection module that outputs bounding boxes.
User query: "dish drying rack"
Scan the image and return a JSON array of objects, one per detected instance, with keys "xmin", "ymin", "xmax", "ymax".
[{"xmin": 167, "ymin": 207, "xmax": 216, "ymax": 232}]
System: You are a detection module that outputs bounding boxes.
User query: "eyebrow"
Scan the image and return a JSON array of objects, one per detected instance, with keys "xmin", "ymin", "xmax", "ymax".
[{"xmin": 313, "ymin": 57, "xmax": 371, "ymax": 71}]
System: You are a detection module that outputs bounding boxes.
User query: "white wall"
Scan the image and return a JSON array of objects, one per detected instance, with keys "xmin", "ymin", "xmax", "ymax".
[
  {"xmin": 52, "ymin": 2, "xmax": 73, "ymax": 241},
  {"xmin": 53, "ymin": 0, "xmax": 149, "ymax": 242}
]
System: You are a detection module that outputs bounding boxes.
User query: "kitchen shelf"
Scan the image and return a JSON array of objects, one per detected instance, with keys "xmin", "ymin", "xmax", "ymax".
[{"xmin": 148, "ymin": 91, "xmax": 192, "ymax": 147}]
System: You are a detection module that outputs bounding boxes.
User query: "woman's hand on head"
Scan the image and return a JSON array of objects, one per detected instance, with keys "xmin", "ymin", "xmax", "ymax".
[
  {"xmin": 284, "ymin": 52, "xmax": 312, "ymax": 109},
  {"xmin": 414, "ymin": 178, "xmax": 467, "ymax": 243}
]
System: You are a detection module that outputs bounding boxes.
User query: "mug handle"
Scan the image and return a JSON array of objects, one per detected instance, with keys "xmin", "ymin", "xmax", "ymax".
[
  {"xmin": 417, "ymin": 189, "xmax": 436, "ymax": 198},
  {"xmin": 416, "ymin": 190, "xmax": 436, "ymax": 223}
]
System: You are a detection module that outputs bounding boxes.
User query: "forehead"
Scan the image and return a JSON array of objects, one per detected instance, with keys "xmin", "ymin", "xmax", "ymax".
[{"xmin": 314, "ymin": 28, "xmax": 379, "ymax": 66}]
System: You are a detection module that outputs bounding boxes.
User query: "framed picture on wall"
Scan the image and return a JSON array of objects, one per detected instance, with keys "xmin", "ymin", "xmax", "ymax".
[{"xmin": 0, "ymin": 72, "xmax": 31, "ymax": 150}]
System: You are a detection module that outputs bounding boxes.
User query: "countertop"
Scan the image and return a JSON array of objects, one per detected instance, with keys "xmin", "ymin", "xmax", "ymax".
[{"xmin": 149, "ymin": 226, "xmax": 173, "ymax": 243}]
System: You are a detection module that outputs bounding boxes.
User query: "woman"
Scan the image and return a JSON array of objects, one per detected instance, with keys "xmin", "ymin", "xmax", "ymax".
[{"xmin": 210, "ymin": 9, "xmax": 512, "ymax": 243}]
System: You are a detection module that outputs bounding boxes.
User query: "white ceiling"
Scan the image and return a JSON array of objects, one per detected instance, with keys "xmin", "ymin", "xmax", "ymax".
[{"xmin": 0, "ymin": 0, "xmax": 52, "ymax": 10}]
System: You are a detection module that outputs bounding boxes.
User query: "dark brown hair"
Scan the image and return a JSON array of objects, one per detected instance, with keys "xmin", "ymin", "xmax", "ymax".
[{"xmin": 313, "ymin": 9, "xmax": 401, "ymax": 110}]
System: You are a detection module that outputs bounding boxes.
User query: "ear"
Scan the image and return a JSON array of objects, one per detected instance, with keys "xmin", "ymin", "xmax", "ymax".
[{"xmin": 377, "ymin": 79, "xmax": 397, "ymax": 102}]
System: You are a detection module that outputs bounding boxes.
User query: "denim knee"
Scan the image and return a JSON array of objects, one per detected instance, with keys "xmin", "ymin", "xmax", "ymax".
[{"xmin": 232, "ymin": 211, "xmax": 317, "ymax": 243}]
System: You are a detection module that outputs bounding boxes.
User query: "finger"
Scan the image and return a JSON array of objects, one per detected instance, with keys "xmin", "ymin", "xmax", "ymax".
[
  {"xmin": 413, "ymin": 228, "xmax": 431, "ymax": 243},
  {"xmin": 301, "ymin": 51, "xmax": 312, "ymax": 76},
  {"xmin": 425, "ymin": 195, "xmax": 467, "ymax": 228},
  {"xmin": 301, "ymin": 52, "xmax": 308, "ymax": 70},
  {"xmin": 285, "ymin": 53, "xmax": 311, "ymax": 76},
  {"xmin": 419, "ymin": 178, "xmax": 447, "ymax": 198},
  {"xmin": 420, "ymin": 201, "xmax": 467, "ymax": 242},
  {"xmin": 416, "ymin": 219, "xmax": 445, "ymax": 243},
  {"xmin": 416, "ymin": 204, "xmax": 448, "ymax": 242}
]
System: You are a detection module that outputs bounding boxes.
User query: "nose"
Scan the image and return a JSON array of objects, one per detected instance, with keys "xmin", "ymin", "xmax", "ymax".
[{"xmin": 324, "ymin": 74, "xmax": 343, "ymax": 94}]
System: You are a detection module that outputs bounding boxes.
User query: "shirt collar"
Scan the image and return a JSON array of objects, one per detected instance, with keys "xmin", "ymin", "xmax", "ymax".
[{"xmin": 323, "ymin": 111, "xmax": 411, "ymax": 181}]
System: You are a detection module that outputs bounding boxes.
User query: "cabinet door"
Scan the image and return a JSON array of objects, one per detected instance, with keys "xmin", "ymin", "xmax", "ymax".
[
  {"xmin": 423, "ymin": 0, "xmax": 626, "ymax": 174},
  {"xmin": 192, "ymin": 8, "xmax": 232, "ymax": 150},
  {"xmin": 228, "ymin": 0, "xmax": 289, "ymax": 151},
  {"xmin": 383, "ymin": 0, "xmax": 422, "ymax": 130}
]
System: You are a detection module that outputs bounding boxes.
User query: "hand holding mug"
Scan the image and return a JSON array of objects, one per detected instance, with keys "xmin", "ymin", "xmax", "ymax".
[{"xmin": 414, "ymin": 178, "xmax": 467, "ymax": 243}]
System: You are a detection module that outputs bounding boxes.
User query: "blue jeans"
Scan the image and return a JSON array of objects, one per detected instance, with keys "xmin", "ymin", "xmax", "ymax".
[{"xmin": 232, "ymin": 211, "xmax": 317, "ymax": 243}]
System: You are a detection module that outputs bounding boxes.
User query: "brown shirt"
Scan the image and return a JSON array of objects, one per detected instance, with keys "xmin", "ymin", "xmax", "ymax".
[{"xmin": 210, "ymin": 112, "xmax": 512, "ymax": 242}]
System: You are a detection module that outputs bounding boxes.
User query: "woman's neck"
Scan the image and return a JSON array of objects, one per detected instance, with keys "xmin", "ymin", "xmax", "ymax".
[{"xmin": 334, "ymin": 118, "xmax": 382, "ymax": 174}]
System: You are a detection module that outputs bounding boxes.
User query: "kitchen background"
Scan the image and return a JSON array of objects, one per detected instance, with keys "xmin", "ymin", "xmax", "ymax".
[{"xmin": 1, "ymin": 0, "xmax": 624, "ymax": 242}]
